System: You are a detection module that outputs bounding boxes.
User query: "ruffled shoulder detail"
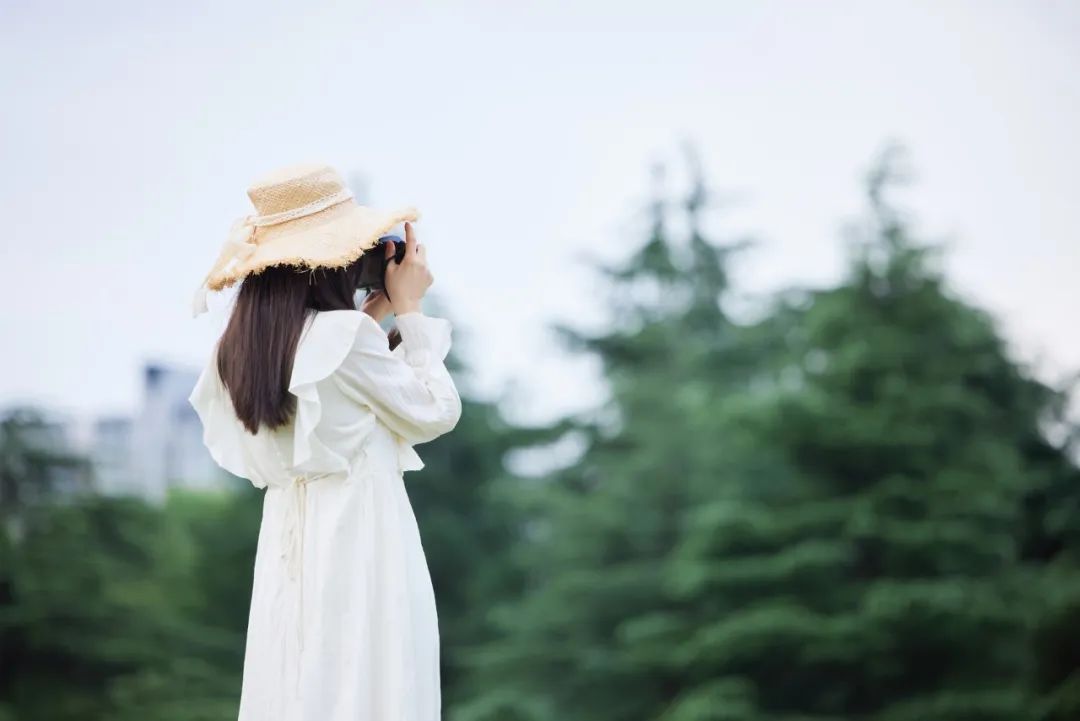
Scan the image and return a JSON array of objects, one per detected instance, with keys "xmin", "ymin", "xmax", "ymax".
[
  {"xmin": 188, "ymin": 342, "xmax": 254, "ymax": 483},
  {"xmin": 288, "ymin": 310, "xmax": 373, "ymax": 475},
  {"xmin": 190, "ymin": 309, "xmax": 442, "ymax": 484},
  {"xmin": 189, "ymin": 310, "xmax": 378, "ymax": 486}
]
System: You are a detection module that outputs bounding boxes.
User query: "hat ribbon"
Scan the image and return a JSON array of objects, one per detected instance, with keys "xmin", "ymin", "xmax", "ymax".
[{"xmin": 191, "ymin": 187, "xmax": 355, "ymax": 317}]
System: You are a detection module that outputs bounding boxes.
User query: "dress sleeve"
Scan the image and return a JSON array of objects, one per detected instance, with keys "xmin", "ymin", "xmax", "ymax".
[{"xmin": 331, "ymin": 311, "xmax": 463, "ymax": 445}]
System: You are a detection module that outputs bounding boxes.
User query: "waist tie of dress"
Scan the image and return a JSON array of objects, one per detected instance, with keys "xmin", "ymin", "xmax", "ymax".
[
  {"xmin": 279, "ymin": 473, "xmax": 330, "ymax": 665},
  {"xmin": 276, "ymin": 452, "xmax": 370, "ymax": 695}
]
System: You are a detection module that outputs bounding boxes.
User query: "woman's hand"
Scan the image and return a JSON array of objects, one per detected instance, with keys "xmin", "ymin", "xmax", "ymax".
[
  {"xmin": 360, "ymin": 288, "xmax": 393, "ymax": 324},
  {"xmin": 384, "ymin": 221, "xmax": 432, "ymax": 316}
]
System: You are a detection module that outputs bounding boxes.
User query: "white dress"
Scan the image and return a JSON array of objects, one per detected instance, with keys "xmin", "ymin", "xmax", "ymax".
[{"xmin": 188, "ymin": 309, "xmax": 462, "ymax": 721}]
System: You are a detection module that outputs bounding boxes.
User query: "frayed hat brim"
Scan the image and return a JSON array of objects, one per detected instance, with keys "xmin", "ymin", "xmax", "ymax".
[{"xmin": 205, "ymin": 200, "xmax": 419, "ymax": 292}]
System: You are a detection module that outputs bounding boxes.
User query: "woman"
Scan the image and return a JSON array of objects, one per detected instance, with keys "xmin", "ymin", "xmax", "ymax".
[{"xmin": 188, "ymin": 162, "xmax": 461, "ymax": 720}]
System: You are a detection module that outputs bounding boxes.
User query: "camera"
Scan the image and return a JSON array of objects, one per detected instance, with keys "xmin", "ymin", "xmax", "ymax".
[{"xmin": 356, "ymin": 234, "xmax": 406, "ymax": 291}]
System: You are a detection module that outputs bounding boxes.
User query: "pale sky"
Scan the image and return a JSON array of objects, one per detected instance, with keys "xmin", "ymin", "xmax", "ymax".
[{"xmin": 2, "ymin": 0, "xmax": 1077, "ymax": 426}]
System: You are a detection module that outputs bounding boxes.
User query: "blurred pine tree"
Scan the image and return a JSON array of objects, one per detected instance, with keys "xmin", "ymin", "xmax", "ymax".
[
  {"xmin": 668, "ymin": 145, "xmax": 1080, "ymax": 721},
  {"xmin": 452, "ymin": 145, "xmax": 1080, "ymax": 721}
]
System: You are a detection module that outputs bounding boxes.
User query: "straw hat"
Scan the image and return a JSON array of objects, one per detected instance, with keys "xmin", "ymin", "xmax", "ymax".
[{"xmin": 191, "ymin": 162, "xmax": 419, "ymax": 317}]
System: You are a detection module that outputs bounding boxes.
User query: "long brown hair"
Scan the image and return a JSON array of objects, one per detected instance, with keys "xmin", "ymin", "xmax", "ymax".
[{"xmin": 217, "ymin": 256, "xmax": 385, "ymax": 434}]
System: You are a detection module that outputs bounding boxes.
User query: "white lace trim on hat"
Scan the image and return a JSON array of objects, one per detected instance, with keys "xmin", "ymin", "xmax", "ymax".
[{"xmin": 252, "ymin": 187, "xmax": 355, "ymax": 227}]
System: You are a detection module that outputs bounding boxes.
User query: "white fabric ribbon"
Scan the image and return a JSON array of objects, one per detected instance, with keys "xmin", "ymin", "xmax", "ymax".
[
  {"xmin": 281, "ymin": 475, "xmax": 309, "ymax": 597},
  {"xmin": 278, "ymin": 469, "xmax": 335, "ymax": 696},
  {"xmin": 281, "ymin": 474, "xmax": 309, "ymax": 663},
  {"xmin": 191, "ymin": 187, "xmax": 355, "ymax": 318},
  {"xmin": 190, "ymin": 216, "xmax": 259, "ymax": 317},
  {"xmin": 279, "ymin": 471, "xmax": 325, "ymax": 698}
]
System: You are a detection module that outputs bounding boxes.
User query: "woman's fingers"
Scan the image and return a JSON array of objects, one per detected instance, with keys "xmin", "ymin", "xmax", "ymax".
[
  {"xmin": 403, "ymin": 221, "xmax": 427, "ymax": 263},
  {"xmin": 383, "ymin": 221, "xmax": 432, "ymax": 314},
  {"xmin": 404, "ymin": 221, "xmax": 417, "ymax": 256}
]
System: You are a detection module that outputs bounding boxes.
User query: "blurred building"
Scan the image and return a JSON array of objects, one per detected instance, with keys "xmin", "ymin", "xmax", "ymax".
[
  {"xmin": 87, "ymin": 361, "xmax": 233, "ymax": 502},
  {"xmin": 87, "ymin": 415, "xmax": 136, "ymax": 495}
]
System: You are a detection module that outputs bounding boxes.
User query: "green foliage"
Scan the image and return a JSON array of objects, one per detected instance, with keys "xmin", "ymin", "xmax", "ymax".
[
  {"xmin": 453, "ymin": 145, "xmax": 1080, "ymax": 721},
  {"xmin": 0, "ymin": 481, "xmax": 257, "ymax": 720}
]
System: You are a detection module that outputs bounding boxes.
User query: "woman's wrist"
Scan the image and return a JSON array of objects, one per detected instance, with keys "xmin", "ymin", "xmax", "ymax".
[
  {"xmin": 392, "ymin": 301, "xmax": 422, "ymax": 316},
  {"xmin": 359, "ymin": 289, "xmax": 393, "ymax": 323}
]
